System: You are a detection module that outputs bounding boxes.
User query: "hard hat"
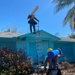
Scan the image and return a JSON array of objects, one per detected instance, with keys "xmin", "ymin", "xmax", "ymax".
[{"xmin": 47, "ymin": 48, "xmax": 52, "ymax": 52}]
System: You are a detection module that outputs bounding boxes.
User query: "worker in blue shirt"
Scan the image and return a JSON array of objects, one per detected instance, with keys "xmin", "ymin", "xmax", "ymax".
[{"xmin": 44, "ymin": 48, "xmax": 62, "ymax": 75}]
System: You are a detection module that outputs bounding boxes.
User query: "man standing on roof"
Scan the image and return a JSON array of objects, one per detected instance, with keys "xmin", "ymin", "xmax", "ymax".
[{"xmin": 27, "ymin": 15, "xmax": 39, "ymax": 34}]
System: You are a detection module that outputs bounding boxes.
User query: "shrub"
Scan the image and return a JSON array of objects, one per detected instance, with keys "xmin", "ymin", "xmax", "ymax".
[{"xmin": 0, "ymin": 46, "xmax": 33, "ymax": 75}]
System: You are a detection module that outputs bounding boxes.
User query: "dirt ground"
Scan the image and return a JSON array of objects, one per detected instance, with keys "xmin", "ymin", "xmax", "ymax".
[
  {"xmin": 31, "ymin": 61, "xmax": 75, "ymax": 75},
  {"xmin": 31, "ymin": 70, "xmax": 75, "ymax": 75},
  {"xmin": 31, "ymin": 69, "xmax": 75, "ymax": 75},
  {"xmin": 61, "ymin": 69, "xmax": 75, "ymax": 75},
  {"xmin": 59, "ymin": 61, "xmax": 75, "ymax": 75}
]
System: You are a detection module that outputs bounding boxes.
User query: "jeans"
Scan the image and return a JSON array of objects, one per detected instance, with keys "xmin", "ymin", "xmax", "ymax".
[{"xmin": 30, "ymin": 24, "xmax": 36, "ymax": 33}]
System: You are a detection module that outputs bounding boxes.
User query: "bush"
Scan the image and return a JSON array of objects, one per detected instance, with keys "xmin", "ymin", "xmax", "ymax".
[{"xmin": 0, "ymin": 46, "xmax": 33, "ymax": 75}]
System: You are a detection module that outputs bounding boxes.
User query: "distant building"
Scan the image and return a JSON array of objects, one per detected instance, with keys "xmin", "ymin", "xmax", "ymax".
[{"xmin": 0, "ymin": 30, "xmax": 75, "ymax": 63}]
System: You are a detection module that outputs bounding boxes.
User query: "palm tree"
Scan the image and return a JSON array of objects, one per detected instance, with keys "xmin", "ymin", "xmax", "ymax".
[
  {"xmin": 52, "ymin": 0, "xmax": 75, "ymax": 31},
  {"xmin": 68, "ymin": 33, "xmax": 75, "ymax": 38}
]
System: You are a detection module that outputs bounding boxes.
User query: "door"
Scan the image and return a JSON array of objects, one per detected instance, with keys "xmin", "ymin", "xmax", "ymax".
[{"xmin": 29, "ymin": 42, "xmax": 37, "ymax": 62}]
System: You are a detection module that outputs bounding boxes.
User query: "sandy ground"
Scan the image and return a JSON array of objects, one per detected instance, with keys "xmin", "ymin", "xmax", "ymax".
[
  {"xmin": 61, "ymin": 69, "xmax": 75, "ymax": 75},
  {"xmin": 31, "ymin": 70, "xmax": 75, "ymax": 75},
  {"xmin": 30, "ymin": 68, "xmax": 75, "ymax": 75},
  {"xmin": 30, "ymin": 61, "xmax": 75, "ymax": 75}
]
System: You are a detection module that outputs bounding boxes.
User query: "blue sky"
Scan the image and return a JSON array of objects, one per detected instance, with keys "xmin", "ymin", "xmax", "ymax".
[{"xmin": 0, "ymin": 0, "xmax": 73, "ymax": 37}]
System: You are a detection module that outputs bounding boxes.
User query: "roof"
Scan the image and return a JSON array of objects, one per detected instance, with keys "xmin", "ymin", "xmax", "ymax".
[
  {"xmin": 0, "ymin": 32, "xmax": 21, "ymax": 38},
  {"xmin": 18, "ymin": 30, "xmax": 60, "ymax": 41},
  {"xmin": 0, "ymin": 30, "xmax": 75, "ymax": 42},
  {"xmin": 59, "ymin": 37, "xmax": 75, "ymax": 42}
]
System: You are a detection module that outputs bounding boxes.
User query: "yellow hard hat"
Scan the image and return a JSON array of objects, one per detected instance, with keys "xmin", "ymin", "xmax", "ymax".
[{"xmin": 47, "ymin": 48, "xmax": 52, "ymax": 52}]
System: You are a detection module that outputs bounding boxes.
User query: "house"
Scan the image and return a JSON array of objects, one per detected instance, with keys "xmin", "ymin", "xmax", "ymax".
[{"xmin": 0, "ymin": 30, "xmax": 75, "ymax": 63}]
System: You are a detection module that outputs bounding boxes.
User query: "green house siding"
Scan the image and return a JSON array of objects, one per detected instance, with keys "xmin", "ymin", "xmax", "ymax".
[
  {"xmin": 16, "ymin": 40, "xmax": 26, "ymax": 51},
  {"xmin": 0, "ymin": 39, "xmax": 16, "ymax": 51},
  {"xmin": 28, "ymin": 40, "xmax": 49, "ymax": 62},
  {"xmin": 53, "ymin": 42, "xmax": 74, "ymax": 62},
  {"xmin": 73, "ymin": 44, "xmax": 75, "ymax": 61},
  {"xmin": 42, "ymin": 40, "xmax": 48, "ymax": 56},
  {"xmin": 29, "ymin": 42, "xmax": 37, "ymax": 62}
]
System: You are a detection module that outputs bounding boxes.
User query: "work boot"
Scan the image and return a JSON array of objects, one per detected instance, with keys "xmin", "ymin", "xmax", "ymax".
[
  {"xmin": 34, "ymin": 32, "xmax": 36, "ymax": 34},
  {"xmin": 55, "ymin": 64, "xmax": 59, "ymax": 70},
  {"xmin": 46, "ymin": 68, "xmax": 52, "ymax": 75},
  {"xmin": 57, "ymin": 69, "xmax": 62, "ymax": 75}
]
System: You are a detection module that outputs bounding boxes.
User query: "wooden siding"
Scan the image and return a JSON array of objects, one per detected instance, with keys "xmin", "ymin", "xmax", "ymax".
[
  {"xmin": 53, "ymin": 42, "xmax": 74, "ymax": 62},
  {"xmin": 0, "ymin": 40, "xmax": 16, "ymax": 50},
  {"xmin": 28, "ymin": 40, "xmax": 50, "ymax": 62},
  {"xmin": 29, "ymin": 42, "xmax": 37, "ymax": 62},
  {"xmin": 16, "ymin": 39, "xmax": 26, "ymax": 51}
]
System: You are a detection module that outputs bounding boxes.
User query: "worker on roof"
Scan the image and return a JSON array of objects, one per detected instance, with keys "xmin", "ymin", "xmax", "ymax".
[{"xmin": 27, "ymin": 15, "xmax": 39, "ymax": 34}]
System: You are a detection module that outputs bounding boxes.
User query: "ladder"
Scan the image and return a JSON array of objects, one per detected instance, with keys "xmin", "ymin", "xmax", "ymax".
[
  {"xmin": 36, "ymin": 39, "xmax": 43, "ymax": 65},
  {"xmin": 35, "ymin": 22, "xmax": 39, "ymax": 33},
  {"xmin": 35, "ymin": 22, "xmax": 44, "ymax": 64}
]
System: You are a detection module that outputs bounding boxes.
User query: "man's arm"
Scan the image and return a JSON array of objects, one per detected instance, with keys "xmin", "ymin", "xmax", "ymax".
[
  {"xmin": 34, "ymin": 16, "xmax": 39, "ymax": 22},
  {"xmin": 58, "ymin": 48, "xmax": 63, "ymax": 57},
  {"xmin": 27, "ymin": 15, "xmax": 32, "ymax": 19}
]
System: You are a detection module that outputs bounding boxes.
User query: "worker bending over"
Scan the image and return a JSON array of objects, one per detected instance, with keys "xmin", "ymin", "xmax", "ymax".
[{"xmin": 44, "ymin": 48, "xmax": 62, "ymax": 75}]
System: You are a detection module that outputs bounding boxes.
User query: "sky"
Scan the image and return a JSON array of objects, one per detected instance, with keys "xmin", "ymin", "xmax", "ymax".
[{"xmin": 0, "ymin": 0, "xmax": 73, "ymax": 37}]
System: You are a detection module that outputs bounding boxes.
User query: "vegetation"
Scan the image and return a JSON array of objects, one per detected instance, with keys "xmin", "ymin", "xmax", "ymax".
[
  {"xmin": 68, "ymin": 33, "xmax": 75, "ymax": 38},
  {"xmin": 0, "ymin": 46, "xmax": 33, "ymax": 75},
  {"xmin": 5, "ymin": 25, "xmax": 17, "ymax": 33},
  {"xmin": 52, "ymin": 0, "xmax": 75, "ymax": 31}
]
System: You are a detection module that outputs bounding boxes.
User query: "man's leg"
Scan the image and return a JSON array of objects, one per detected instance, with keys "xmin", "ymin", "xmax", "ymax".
[
  {"xmin": 30, "ymin": 24, "xmax": 32, "ymax": 33},
  {"xmin": 33, "ymin": 25, "xmax": 36, "ymax": 33},
  {"xmin": 54, "ymin": 56, "xmax": 59, "ymax": 69},
  {"xmin": 49, "ymin": 60, "xmax": 52, "ymax": 69},
  {"xmin": 47, "ymin": 60, "xmax": 52, "ymax": 75}
]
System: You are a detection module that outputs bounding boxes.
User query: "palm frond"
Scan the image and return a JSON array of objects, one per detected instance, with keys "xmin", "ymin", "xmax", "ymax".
[
  {"xmin": 52, "ymin": 0, "xmax": 72, "ymax": 4},
  {"xmin": 63, "ymin": 7, "xmax": 74, "ymax": 26},
  {"xmin": 52, "ymin": 0, "xmax": 62, "ymax": 3},
  {"xmin": 70, "ymin": 18, "xmax": 74, "ymax": 30},
  {"xmin": 53, "ymin": 0, "xmax": 73, "ymax": 13}
]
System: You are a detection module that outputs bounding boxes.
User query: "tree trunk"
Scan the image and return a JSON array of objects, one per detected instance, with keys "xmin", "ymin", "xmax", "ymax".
[{"xmin": 74, "ymin": 0, "xmax": 75, "ymax": 30}]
